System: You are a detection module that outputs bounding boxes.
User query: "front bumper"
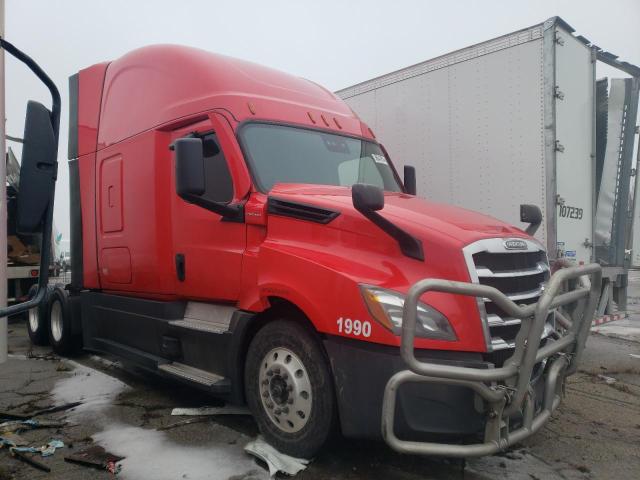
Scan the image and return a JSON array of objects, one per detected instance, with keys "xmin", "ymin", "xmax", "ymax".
[
  {"xmin": 380, "ymin": 263, "xmax": 601, "ymax": 457},
  {"xmin": 324, "ymin": 338, "xmax": 490, "ymax": 440},
  {"xmin": 325, "ymin": 336, "xmax": 547, "ymax": 442}
]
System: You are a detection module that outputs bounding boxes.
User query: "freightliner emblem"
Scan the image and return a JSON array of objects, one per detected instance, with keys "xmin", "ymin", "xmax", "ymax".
[{"xmin": 504, "ymin": 239, "xmax": 528, "ymax": 250}]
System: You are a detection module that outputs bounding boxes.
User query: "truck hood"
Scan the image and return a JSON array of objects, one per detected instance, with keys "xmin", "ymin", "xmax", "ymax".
[{"xmin": 269, "ymin": 184, "xmax": 529, "ymax": 247}]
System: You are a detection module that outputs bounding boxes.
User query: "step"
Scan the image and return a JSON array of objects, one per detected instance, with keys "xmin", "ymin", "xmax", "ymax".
[
  {"xmin": 168, "ymin": 302, "xmax": 236, "ymax": 334},
  {"xmin": 169, "ymin": 318, "xmax": 229, "ymax": 334},
  {"xmin": 158, "ymin": 362, "xmax": 225, "ymax": 387}
]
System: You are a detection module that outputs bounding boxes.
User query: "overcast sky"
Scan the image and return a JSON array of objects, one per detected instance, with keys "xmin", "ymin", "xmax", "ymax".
[{"xmin": 5, "ymin": 0, "xmax": 640, "ymax": 240}]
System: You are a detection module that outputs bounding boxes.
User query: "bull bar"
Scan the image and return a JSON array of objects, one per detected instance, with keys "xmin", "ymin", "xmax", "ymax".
[{"xmin": 381, "ymin": 263, "xmax": 602, "ymax": 457}]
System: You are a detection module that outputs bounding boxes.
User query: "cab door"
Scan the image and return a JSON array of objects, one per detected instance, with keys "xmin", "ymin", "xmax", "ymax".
[{"xmin": 170, "ymin": 113, "xmax": 249, "ymax": 301}]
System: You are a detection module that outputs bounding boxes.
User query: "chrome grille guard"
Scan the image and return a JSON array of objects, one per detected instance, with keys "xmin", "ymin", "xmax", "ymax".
[{"xmin": 381, "ymin": 263, "xmax": 602, "ymax": 457}]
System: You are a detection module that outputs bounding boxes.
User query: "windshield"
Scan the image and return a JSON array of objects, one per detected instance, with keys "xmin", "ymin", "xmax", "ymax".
[{"xmin": 240, "ymin": 123, "xmax": 403, "ymax": 193}]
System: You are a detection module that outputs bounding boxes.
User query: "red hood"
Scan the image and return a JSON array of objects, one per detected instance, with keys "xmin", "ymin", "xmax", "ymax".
[{"xmin": 269, "ymin": 184, "xmax": 529, "ymax": 248}]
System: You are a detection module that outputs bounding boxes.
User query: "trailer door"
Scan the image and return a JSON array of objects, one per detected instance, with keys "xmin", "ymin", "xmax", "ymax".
[
  {"xmin": 595, "ymin": 78, "xmax": 640, "ymax": 267},
  {"xmin": 554, "ymin": 30, "xmax": 595, "ymax": 265}
]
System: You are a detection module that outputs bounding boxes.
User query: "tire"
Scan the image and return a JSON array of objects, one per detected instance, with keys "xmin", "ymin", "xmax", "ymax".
[
  {"xmin": 245, "ymin": 319, "xmax": 336, "ymax": 458},
  {"xmin": 26, "ymin": 284, "xmax": 50, "ymax": 346},
  {"xmin": 47, "ymin": 285, "xmax": 79, "ymax": 355}
]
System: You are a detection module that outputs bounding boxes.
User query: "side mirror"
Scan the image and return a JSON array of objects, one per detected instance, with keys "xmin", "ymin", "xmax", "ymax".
[
  {"xmin": 520, "ymin": 204, "xmax": 542, "ymax": 236},
  {"xmin": 0, "ymin": 38, "xmax": 61, "ymax": 321},
  {"xmin": 352, "ymin": 183, "xmax": 384, "ymax": 212},
  {"xmin": 17, "ymin": 101, "xmax": 57, "ymax": 233},
  {"xmin": 174, "ymin": 137, "xmax": 205, "ymax": 197},
  {"xmin": 172, "ymin": 136, "xmax": 244, "ymax": 221},
  {"xmin": 403, "ymin": 165, "xmax": 417, "ymax": 195}
]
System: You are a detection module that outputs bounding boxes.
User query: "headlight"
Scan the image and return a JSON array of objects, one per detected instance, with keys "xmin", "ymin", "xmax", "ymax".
[{"xmin": 360, "ymin": 285, "xmax": 457, "ymax": 341}]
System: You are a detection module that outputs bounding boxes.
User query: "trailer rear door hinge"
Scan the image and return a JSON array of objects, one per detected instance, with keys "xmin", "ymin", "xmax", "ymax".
[
  {"xmin": 554, "ymin": 86, "xmax": 564, "ymax": 100},
  {"xmin": 631, "ymin": 168, "xmax": 636, "ymax": 177},
  {"xmin": 555, "ymin": 32, "xmax": 565, "ymax": 46},
  {"xmin": 556, "ymin": 195, "xmax": 565, "ymax": 206},
  {"xmin": 583, "ymin": 238, "xmax": 593, "ymax": 249},
  {"xmin": 555, "ymin": 140, "xmax": 565, "ymax": 153}
]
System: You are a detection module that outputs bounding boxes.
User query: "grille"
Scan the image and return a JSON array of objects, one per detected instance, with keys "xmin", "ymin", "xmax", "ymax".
[{"xmin": 463, "ymin": 238, "xmax": 553, "ymax": 355}]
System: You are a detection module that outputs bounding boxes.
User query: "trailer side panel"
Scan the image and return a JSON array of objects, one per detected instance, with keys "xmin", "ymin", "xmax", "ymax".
[{"xmin": 340, "ymin": 34, "xmax": 549, "ymax": 246}]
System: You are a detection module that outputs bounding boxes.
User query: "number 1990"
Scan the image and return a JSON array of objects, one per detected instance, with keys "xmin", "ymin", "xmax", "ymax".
[{"xmin": 336, "ymin": 317, "xmax": 371, "ymax": 338}]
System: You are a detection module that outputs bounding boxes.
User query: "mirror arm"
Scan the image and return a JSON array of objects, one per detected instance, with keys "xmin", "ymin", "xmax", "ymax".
[
  {"xmin": 0, "ymin": 199, "xmax": 55, "ymax": 317},
  {"xmin": 0, "ymin": 39, "xmax": 61, "ymax": 143},
  {"xmin": 353, "ymin": 205, "xmax": 424, "ymax": 261},
  {"xmin": 525, "ymin": 222, "xmax": 540, "ymax": 236},
  {"xmin": 182, "ymin": 194, "xmax": 244, "ymax": 222},
  {"xmin": 0, "ymin": 39, "xmax": 60, "ymax": 317}
]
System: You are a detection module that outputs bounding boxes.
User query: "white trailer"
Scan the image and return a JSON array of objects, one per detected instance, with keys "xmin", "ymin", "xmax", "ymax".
[{"xmin": 337, "ymin": 16, "xmax": 640, "ymax": 315}]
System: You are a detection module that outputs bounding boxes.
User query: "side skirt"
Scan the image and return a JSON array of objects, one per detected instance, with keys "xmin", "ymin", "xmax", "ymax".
[{"xmin": 79, "ymin": 291, "xmax": 255, "ymax": 401}]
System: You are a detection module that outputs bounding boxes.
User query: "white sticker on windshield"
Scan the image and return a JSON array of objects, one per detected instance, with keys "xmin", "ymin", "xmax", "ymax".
[{"xmin": 371, "ymin": 154, "xmax": 388, "ymax": 165}]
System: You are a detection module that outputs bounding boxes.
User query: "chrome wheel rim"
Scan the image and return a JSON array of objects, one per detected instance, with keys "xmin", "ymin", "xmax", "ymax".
[
  {"xmin": 50, "ymin": 301, "xmax": 63, "ymax": 342},
  {"xmin": 28, "ymin": 307, "xmax": 39, "ymax": 332},
  {"xmin": 259, "ymin": 347, "xmax": 312, "ymax": 433}
]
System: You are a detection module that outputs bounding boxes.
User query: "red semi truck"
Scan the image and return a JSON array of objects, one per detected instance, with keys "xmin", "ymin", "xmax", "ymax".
[{"xmin": 12, "ymin": 44, "xmax": 601, "ymax": 458}]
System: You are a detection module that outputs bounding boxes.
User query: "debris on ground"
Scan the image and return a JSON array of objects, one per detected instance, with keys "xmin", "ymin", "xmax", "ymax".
[
  {"xmin": 64, "ymin": 445, "xmax": 125, "ymax": 474},
  {"xmin": 157, "ymin": 417, "xmax": 210, "ymax": 431},
  {"xmin": 26, "ymin": 351, "xmax": 59, "ymax": 361},
  {"xmin": 55, "ymin": 362, "xmax": 72, "ymax": 372},
  {"xmin": 0, "ymin": 432, "xmax": 28, "ymax": 446},
  {"xmin": 171, "ymin": 405, "xmax": 251, "ymax": 416},
  {"xmin": 597, "ymin": 374, "xmax": 617, "ymax": 384},
  {"xmin": 0, "ymin": 418, "xmax": 65, "ymax": 433},
  {"xmin": 0, "ymin": 401, "xmax": 83, "ymax": 421},
  {"xmin": 1, "ymin": 436, "xmax": 64, "ymax": 456},
  {"xmin": 0, "ymin": 411, "xmax": 31, "ymax": 421},
  {"xmin": 10, "ymin": 448, "xmax": 51, "ymax": 472},
  {"xmin": 244, "ymin": 437, "xmax": 309, "ymax": 478},
  {"xmin": 1, "ymin": 437, "xmax": 64, "ymax": 473},
  {"xmin": 41, "ymin": 439, "xmax": 65, "ymax": 457},
  {"xmin": 29, "ymin": 401, "xmax": 83, "ymax": 417}
]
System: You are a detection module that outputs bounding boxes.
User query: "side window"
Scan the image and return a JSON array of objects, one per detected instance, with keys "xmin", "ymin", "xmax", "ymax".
[{"xmin": 201, "ymin": 133, "xmax": 233, "ymax": 204}]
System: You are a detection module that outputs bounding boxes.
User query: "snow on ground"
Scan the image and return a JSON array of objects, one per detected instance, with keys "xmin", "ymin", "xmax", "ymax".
[
  {"xmin": 51, "ymin": 361, "xmax": 266, "ymax": 479},
  {"xmin": 93, "ymin": 424, "xmax": 265, "ymax": 480},
  {"xmin": 592, "ymin": 317, "xmax": 640, "ymax": 343},
  {"xmin": 51, "ymin": 360, "xmax": 129, "ymax": 417}
]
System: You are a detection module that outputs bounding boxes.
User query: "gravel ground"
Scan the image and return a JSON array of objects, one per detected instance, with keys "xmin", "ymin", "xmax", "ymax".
[{"xmin": 0, "ymin": 313, "xmax": 638, "ymax": 479}]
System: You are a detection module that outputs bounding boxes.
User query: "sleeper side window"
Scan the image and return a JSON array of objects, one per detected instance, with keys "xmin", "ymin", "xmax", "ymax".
[{"xmin": 201, "ymin": 133, "xmax": 233, "ymax": 204}]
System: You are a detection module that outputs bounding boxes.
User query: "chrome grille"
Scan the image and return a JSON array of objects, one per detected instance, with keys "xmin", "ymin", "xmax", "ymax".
[{"xmin": 463, "ymin": 238, "xmax": 553, "ymax": 352}]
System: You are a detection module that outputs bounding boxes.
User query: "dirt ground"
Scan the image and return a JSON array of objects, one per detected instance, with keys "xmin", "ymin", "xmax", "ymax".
[{"xmin": 0, "ymin": 302, "xmax": 639, "ymax": 479}]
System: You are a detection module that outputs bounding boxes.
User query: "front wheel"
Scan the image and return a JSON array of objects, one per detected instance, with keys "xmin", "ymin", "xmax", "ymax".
[{"xmin": 245, "ymin": 319, "xmax": 336, "ymax": 458}]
